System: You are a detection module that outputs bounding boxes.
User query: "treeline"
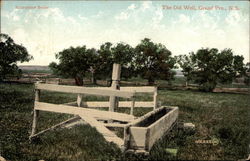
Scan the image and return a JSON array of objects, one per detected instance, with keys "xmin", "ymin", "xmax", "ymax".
[
  {"xmin": 49, "ymin": 38, "xmax": 249, "ymax": 91},
  {"xmin": 1, "ymin": 33, "xmax": 248, "ymax": 92},
  {"xmin": 49, "ymin": 38, "xmax": 175, "ymax": 86}
]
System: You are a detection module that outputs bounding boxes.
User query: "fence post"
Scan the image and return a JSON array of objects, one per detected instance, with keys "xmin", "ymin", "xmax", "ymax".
[
  {"xmin": 109, "ymin": 64, "xmax": 121, "ymax": 112},
  {"xmin": 130, "ymin": 91, "xmax": 135, "ymax": 115},
  {"xmin": 30, "ymin": 82, "xmax": 40, "ymax": 137},
  {"xmin": 153, "ymin": 86, "xmax": 158, "ymax": 109},
  {"xmin": 77, "ymin": 94, "xmax": 82, "ymax": 107}
]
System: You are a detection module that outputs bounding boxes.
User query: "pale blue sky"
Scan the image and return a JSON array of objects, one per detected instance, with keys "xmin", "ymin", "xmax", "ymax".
[{"xmin": 1, "ymin": 1, "xmax": 249, "ymax": 65}]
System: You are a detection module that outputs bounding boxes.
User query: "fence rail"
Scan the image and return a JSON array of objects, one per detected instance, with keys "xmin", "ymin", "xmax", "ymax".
[{"xmin": 35, "ymin": 83, "xmax": 135, "ymax": 98}]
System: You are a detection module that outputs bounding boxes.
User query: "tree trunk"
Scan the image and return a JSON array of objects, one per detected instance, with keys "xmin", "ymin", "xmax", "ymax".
[
  {"xmin": 74, "ymin": 77, "xmax": 83, "ymax": 86},
  {"xmin": 91, "ymin": 72, "xmax": 97, "ymax": 84}
]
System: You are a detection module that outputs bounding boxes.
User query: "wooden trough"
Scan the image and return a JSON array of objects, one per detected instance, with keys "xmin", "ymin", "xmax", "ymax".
[{"xmin": 126, "ymin": 106, "xmax": 178, "ymax": 152}]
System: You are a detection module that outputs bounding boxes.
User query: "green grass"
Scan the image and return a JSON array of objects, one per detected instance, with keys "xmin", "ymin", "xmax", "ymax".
[{"xmin": 0, "ymin": 83, "xmax": 249, "ymax": 160}]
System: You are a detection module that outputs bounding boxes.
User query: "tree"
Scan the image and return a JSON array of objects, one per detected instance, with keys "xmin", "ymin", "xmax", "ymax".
[
  {"xmin": 49, "ymin": 46, "xmax": 96, "ymax": 86},
  {"xmin": 135, "ymin": 38, "xmax": 176, "ymax": 85},
  {"xmin": 94, "ymin": 42, "xmax": 136, "ymax": 82},
  {"xmin": 176, "ymin": 55, "xmax": 195, "ymax": 86},
  {"xmin": 111, "ymin": 42, "xmax": 136, "ymax": 80},
  {"xmin": 244, "ymin": 62, "xmax": 250, "ymax": 85},
  {"xmin": 0, "ymin": 33, "xmax": 33, "ymax": 81},
  {"xmin": 94, "ymin": 42, "xmax": 113, "ymax": 81},
  {"xmin": 178, "ymin": 48, "xmax": 247, "ymax": 91}
]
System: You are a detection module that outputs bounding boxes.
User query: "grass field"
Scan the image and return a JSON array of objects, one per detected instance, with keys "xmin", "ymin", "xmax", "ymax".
[{"xmin": 0, "ymin": 83, "xmax": 249, "ymax": 161}]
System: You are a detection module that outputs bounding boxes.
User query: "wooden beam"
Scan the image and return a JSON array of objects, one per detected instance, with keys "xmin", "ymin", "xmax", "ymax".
[
  {"xmin": 77, "ymin": 94, "xmax": 82, "ymax": 107},
  {"xmin": 130, "ymin": 95, "xmax": 135, "ymax": 115},
  {"xmin": 81, "ymin": 101, "xmax": 154, "ymax": 108},
  {"xmin": 153, "ymin": 87, "xmax": 158, "ymax": 109},
  {"xmin": 120, "ymin": 87, "xmax": 155, "ymax": 93},
  {"xmin": 30, "ymin": 88, "xmax": 40, "ymax": 137},
  {"xmin": 63, "ymin": 101, "xmax": 77, "ymax": 106},
  {"xmin": 86, "ymin": 86, "xmax": 156, "ymax": 93},
  {"xmin": 30, "ymin": 116, "xmax": 81, "ymax": 138},
  {"xmin": 35, "ymin": 83, "xmax": 134, "ymax": 98},
  {"xmin": 78, "ymin": 114, "xmax": 124, "ymax": 148},
  {"xmin": 34, "ymin": 102, "xmax": 135, "ymax": 122},
  {"xmin": 103, "ymin": 123, "xmax": 127, "ymax": 128},
  {"xmin": 109, "ymin": 63, "xmax": 121, "ymax": 112}
]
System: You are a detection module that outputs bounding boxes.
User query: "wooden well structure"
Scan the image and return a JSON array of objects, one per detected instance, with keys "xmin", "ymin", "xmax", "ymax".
[{"xmin": 30, "ymin": 64, "xmax": 179, "ymax": 153}]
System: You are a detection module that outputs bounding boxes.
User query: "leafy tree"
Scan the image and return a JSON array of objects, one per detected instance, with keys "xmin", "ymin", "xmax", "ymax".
[
  {"xmin": 135, "ymin": 38, "xmax": 176, "ymax": 85},
  {"xmin": 244, "ymin": 62, "xmax": 250, "ymax": 85},
  {"xmin": 176, "ymin": 55, "xmax": 194, "ymax": 86},
  {"xmin": 49, "ymin": 46, "xmax": 96, "ymax": 86},
  {"xmin": 178, "ymin": 48, "xmax": 247, "ymax": 91},
  {"xmin": 0, "ymin": 33, "xmax": 33, "ymax": 81},
  {"xmin": 94, "ymin": 42, "xmax": 113, "ymax": 81},
  {"xmin": 94, "ymin": 42, "xmax": 136, "ymax": 82},
  {"xmin": 111, "ymin": 42, "xmax": 136, "ymax": 80}
]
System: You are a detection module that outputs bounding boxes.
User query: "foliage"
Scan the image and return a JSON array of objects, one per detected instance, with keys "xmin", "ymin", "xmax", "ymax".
[
  {"xmin": 94, "ymin": 42, "xmax": 113, "ymax": 81},
  {"xmin": 49, "ymin": 46, "xmax": 97, "ymax": 86},
  {"xmin": 176, "ymin": 55, "xmax": 194, "ymax": 85},
  {"xmin": 94, "ymin": 42, "xmax": 136, "ymax": 81},
  {"xmin": 244, "ymin": 62, "xmax": 250, "ymax": 85},
  {"xmin": 0, "ymin": 33, "xmax": 33, "ymax": 81},
  {"xmin": 111, "ymin": 42, "xmax": 136, "ymax": 79},
  {"xmin": 135, "ymin": 38, "xmax": 176, "ymax": 85},
  {"xmin": 177, "ymin": 48, "xmax": 247, "ymax": 91}
]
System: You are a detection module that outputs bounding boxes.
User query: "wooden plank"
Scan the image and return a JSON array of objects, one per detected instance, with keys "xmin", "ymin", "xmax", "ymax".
[
  {"xmin": 30, "ymin": 116, "xmax": 81, "ymax": 138},
  {"xmin": 82, "ymin": 101, "xmax": 110, "ymax": 107},
  {"xmin": 130, "ymin": 96, "xmax": 135, "ymax": 115},
  {"xmin": 111, "ymin": 63, "xmax": 121, "ymax": 81},
  {"xmin": 109, "ymin": 64, "xmax": 121, "ymax": 113},
  {"xmin": 153, "ymin": 87, "xmax": 158, "ymax": 109},
  {"xmin": 120, "ymin": 87, "xmax": 155, "ymax": 93},
  {"xmin": 129, "ymin": 127, "xmax": 147, "ymax": 149},
  {"xmin": 31, "ymin": 109, "xmax": 39, "ymax": 137},
  {"xmin": 30, "ymin": 89, "xmax": 40, "ymax": 137},
  {"xmin": 77, "ymin": 94, "xmax": 83, "ymax": 107},
  {"xmin": 147, "ymin": 107, "xmax": 178, "ymax": 150},
  {"xmin": 103, "ymin": 123, "xmax": 127, "ymax": 128},
  {"xmin": 121, "ymin": 102, "xmax": 153, "ymax": 108},
  {"xmin": 34, "ymin": 102, "xmax": 135, "ymax": 122},
  {"xmin": 35, "ymin": 83, "xmax": 134, "ymax": 98},
  {"xmin": 82, "ymin": 101, "xmax": 154, "ymax": 108},
  {"xmin": 63, "ymin": 101, "xmax": 77, "ymax": 106},
  {"xmin": 86, "ymin": 86, "xmax": 156, "ymax": 93},
  {"xmin": 78, "ymin": 114, "xmax": 124, "ymax": 147},
  {"xmin": 123, "ymin": 124, "xmax": 131, "ymax": 151}
]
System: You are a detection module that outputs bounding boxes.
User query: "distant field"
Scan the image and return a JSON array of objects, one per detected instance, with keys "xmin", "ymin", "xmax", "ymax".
[
  {"xmin": 0, "ymin": 83, "xmax": 249, "ymax": 160},
  {"xmin": 17, "ymin": 66, "xmax": 250, "ymax": 90},
  {"xmin": 19, "ymin": 65, "xmax": 52, "ymax": 74}
]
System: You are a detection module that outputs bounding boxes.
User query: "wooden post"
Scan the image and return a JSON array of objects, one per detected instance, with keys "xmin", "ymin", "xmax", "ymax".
[
  {"xmin": 77, "ymin": 94, "xmax": 82, "ymax": 107},
  {"xmin": 153, "ymin": 86, "xmax": 158, "ymax": 110},
  {"xmin": 31, "ymin": 83, "xmax": 40, "ymax": 137},
  {"xmin": 123, "ymin": 124, "xmax": 131, "ymax": 151},
  {"xmin": 130, "ymin": 93, "xmax": 135, "ymax": 115},
  {"xmin": 109, "ymin": 64, "xmax": 121, "ymax": 112}
]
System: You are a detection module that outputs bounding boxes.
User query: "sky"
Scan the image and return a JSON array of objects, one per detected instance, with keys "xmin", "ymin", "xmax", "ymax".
[{"xmin": 1, "ymin": 1, "xmax": 249, "ymax": 65}]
